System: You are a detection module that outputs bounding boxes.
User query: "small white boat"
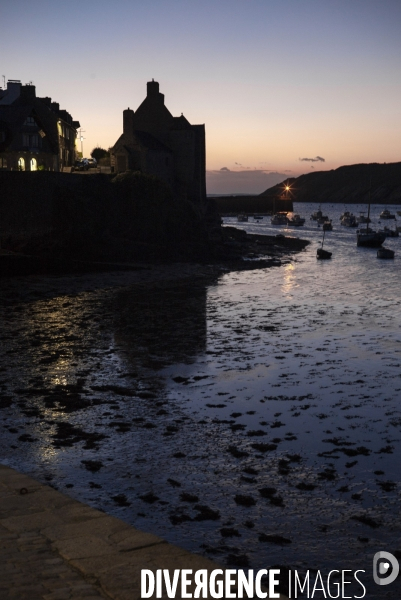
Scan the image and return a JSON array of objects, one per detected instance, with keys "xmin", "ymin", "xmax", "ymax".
[
  {"xmin": 377, "ymin": 247, "xmax": 395, "ymax": 259},
  {"xmin": 237, "ymin": 214, "xmax": 248, "ymax": 222},
  {"xmin": 323, "ymin": 220, "xmax": 333, "ymax": 231},
  {"xmin": 341, "ymin": 212, "xmax": 358, "ymax": 227},
  {"xmin": 311, "ymin": 208, "xmax": 323, "ymax": 221},
  {"xmin": 379, "ymin": 209, "xmax": 396, "ymax": 220},
  {"xmin": 356, "ymin": 212, "xmax": 371, "ymax": 224},
  {"xmin": 271, "ymin": 212, "xmax": 288, "ymax": 225},
  {"xmin": 286, "ymin": 213, "xmax": 305, "ymax": 226}
]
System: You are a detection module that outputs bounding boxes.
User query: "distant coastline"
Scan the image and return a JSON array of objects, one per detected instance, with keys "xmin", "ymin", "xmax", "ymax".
[{"xmin": 210, "ymin": 161, "xmax": 401, "ymax": 206}]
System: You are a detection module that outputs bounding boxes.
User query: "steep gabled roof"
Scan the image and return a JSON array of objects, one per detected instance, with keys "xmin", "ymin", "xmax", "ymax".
[{"xmin": 134, "ymin": 130, "xmax": 172, "ymax": 152}]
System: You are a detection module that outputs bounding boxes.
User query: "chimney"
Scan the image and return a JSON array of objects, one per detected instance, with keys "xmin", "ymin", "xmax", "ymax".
[
  {"xmin": 20, "ymin": 84, "xmax": 36, "ymax": 100},
  {"xmin": 123, "ymin": 108, "xmax": 135, "ymax": 137},
  {"xmin": 0, "ymin": 80, "xmax": 21, "ymax": 105},
  {"xmin": 51, "ymin": 102, "xmax": 60, "ymax": 113},
  {"xmin": 146, "ymin": 79, "xmax": 164, "ymax": 104}
]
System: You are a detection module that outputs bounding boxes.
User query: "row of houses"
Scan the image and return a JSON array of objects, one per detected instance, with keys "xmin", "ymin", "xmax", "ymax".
[
  {"xmin": 0, "ymin": 78, "xmax": 206, "ymax": 204},
  {"xmin": 0, "ymin": 80, "xmax": 80, "ymax": 172}
]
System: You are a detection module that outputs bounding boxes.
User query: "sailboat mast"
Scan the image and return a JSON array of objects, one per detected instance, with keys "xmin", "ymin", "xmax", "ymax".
[{"xmin": 366, "ymin": 178, "xmax": 371, "ymax": 231}]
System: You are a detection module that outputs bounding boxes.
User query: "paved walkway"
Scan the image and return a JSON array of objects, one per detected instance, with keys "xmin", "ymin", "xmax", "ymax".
[{"xmin": 0, "ymin": 465, "xmax": 287, "ymax": 600}]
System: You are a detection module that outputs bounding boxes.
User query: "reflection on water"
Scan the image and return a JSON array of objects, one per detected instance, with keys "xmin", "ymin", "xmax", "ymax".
[
  {"xmin": 113, "ymin": 279, "xmax": 209, "ymax": 372},
  {"xmin": 282, "ymin": 262, "xmax": 296, "ymax": 296}
]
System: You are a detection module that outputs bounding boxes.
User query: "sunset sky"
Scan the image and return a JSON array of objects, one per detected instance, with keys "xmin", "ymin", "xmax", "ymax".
[{"xmin": 2, "ymin": 0, "xmax": 401, "ymax": 193}]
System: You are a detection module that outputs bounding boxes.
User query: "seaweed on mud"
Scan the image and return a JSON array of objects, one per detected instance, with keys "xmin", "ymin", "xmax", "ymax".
[
  {"xmin": 230, "ymin": 423, "xmax": 246, "ymax": 431},
  {"xmin": 250, "ymin": 443, "xmax": 277, "ymax": 453},
  {"xmin": 193, "ymin": 505, "xmax": 220, "ymax": 521},
  {"xmin": 180, "ymin": 492, "xmax": 199, "ymax": 503},
  {"xmin": 317, "ymin": 467, "xmax": 337, "ymax": 481},
  {"xmin": 258, "ymin": 487, "xmax": 277, "ymax": 498},
  {"xmin": 90, "ymin": 384, "xmax": 137, "ymax": 396},
  {"xmin": 243, "ymin": 467, "xmax": 258, "ymax": 475},
  {"xmin": 139, "ymin": 492, "xmax": 160, "ymax": 504},
  {"xmin": 228, "ymin": 445, "xmax": 249, "ymax": 458},
  {"xmin": 234, "ymin": 494, "xmax": 256, "ymax": 507},
  {"xmin": 296, "ymin": 482, "xmax": 317, "ymax": 491},
  {"xmin": 220, "ymin": 528, "xmax": 241, "ymax": 538},
  {"xmin": 226, "ymin": 553, "xmax": 250, "ymax": 568},
  {"xmin": 107, "ymin": 421, "xmax": 132, "ymax": 433},
  {"xmin": 377, "ymin": 480, "xmax": 396, "ymax": 492},
  {"xmin": 258, "ymin": 533, "xmax": 292, "ymax": 545},
  {"xmin": 18, "ymin": 433, "xmax": 37, "ymax": 442},
  {"xmin": 170, "ymin": 513, "xmax": 192, "ymax": 525},
  {"xmin": 350, "ymin": 514, "xmax": 381, "ymax": 528},
  {"xmin": 52, "ymin": 422, "xmax": 107, "ymax": 449},
  {"xmin": 167, "ymin": 478, "xmax": 181, "ymax": 488},
  {"xmin": 0, "ymin": 396, "xmax": 13, "ymax": 409},
  {"xmin": 81, "ymin": 460, "xmax": 103, "ymax": 472},
  {"xmin": 246, "ymin": 430, "xmax": 267, "ymax": 437},
  {"xmin": 111, "ymin": 493, "xmax": 131, "ymax": 507}
]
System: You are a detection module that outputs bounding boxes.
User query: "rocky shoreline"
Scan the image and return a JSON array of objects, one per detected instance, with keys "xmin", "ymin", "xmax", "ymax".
[{"xmin": 0, "ymin": 227, "xmax": 309, "ymax": 277}]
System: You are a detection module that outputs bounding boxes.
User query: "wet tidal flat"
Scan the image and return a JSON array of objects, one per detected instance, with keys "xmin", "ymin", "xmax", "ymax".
[{"xmin": 0, "ymin": 243, "xmax": 400, "ymax": 598}]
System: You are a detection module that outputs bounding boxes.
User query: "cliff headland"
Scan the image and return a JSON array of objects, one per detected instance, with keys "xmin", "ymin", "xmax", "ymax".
[{"xmin": 260, "ymin": 161, "xmax": 401, "ymax": 204}]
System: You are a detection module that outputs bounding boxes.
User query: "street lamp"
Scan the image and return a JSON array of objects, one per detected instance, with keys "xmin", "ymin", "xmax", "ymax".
[{"xmin": 77, "ymin": 128, "xmax": 85, "ymax": 158}]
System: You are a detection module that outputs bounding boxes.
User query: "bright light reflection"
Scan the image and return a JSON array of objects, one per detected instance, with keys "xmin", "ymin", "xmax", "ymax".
[{"xmin": 282, "ymin": 263, "xmax": 296, "ymax": 295}]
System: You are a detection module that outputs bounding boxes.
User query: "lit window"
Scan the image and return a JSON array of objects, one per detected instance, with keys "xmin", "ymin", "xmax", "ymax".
[{"xmin": 18, "ymin": 157, "xmax": 25, "ymax": 171}]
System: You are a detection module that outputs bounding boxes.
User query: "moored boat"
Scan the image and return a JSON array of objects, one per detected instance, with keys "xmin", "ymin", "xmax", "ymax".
[
  {"xmin": 317, "ymin": 247, "xmax": 332, "ymax": 259},
  {"xmin": 377, "ymin": 247, "xmax": 395, "ymax": 259},
  {"xmin": 379, "ymin": 226, "xmax": 399, "ymax": 238},
  {"xmin": 237, "ymin": 214, "xmax": 248, "ymax": 222},
  {"xmin": 356, "ymin": 212, "xmax": 371, "ymax": 224},
  {"xmin": 322, "ymin": 220, "xmax": 333, "ymax": 231},
  {"xmin": 357, "ymin": 229, "xmax": 386, "ymax": 247},
  {"xmin": 357, "ymin": 183, "xmax": 386, "ymax": 247},
  {"xmin": 379, "ymin": 209, "xmax": 396, "ymax": 220},
  {"xmin": 311, "ymin": 209, "xmax": 323, "ymax": 221},
  {"xmin": 286, "ymin": 213, "xmax": 305, "ymax": 226},
  {"xmin": 317, "ymin": 229, "xmax": 332, "ymax": 259},
  {"xmin": 341, "ymin": 212, "xmax": 357, "ymax": 227},
  {"xmin": 271, "ymin": 212, "xmax": 288, "ymax": 225}
]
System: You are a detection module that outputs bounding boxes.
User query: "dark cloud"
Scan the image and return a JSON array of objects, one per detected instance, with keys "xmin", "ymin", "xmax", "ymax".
[{"xmin": 299, "ymin": 156, "xmax": 325, "ymax": 162}]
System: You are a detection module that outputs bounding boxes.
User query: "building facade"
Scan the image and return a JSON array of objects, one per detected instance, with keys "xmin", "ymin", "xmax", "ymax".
[
  {"xmin": 0, "ymin": 80, "xmax": 80, "ymax": 172},
  {"xmin": 110, "ymin": 80, "xmax": 206, "ymax": 204}
]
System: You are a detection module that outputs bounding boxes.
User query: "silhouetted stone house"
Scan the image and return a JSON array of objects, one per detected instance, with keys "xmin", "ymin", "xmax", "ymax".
[
  {"xmin": 110, "ymin": 80, "xmax": 206, "ymax": 204},
  {"xmin": 0, "ymin": 80, "xmax": 80, "ymax": 172}
]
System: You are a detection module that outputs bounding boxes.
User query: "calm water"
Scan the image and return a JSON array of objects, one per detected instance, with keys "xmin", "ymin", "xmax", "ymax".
[{"xmin": 0, "ymin": 203, "xmax": 400, "ymax": 598}]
